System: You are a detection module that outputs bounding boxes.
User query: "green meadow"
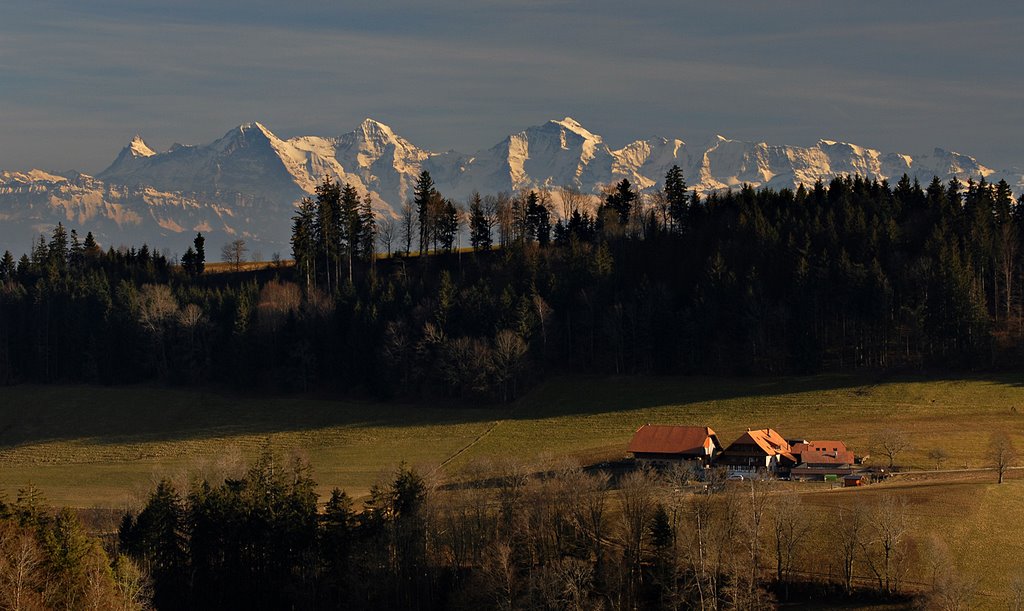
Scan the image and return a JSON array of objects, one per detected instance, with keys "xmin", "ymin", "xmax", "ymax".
[
  {"xmin": 4, "ymin": 374, "xmax": 1024, "ymax": 604},
  {"xmin": 2, "ymin": 374, "xmax": 1022, "ymax": 507}
]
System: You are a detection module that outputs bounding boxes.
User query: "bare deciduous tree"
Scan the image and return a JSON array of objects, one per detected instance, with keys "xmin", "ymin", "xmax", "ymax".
[
  {"xmin": 177, "ymin": 303, "xmax": 204, "ymax": 329},
  {"xmin": 485, "ymin": 542, "xmax": 518, "ymax": 611},
  {"xmin": 256, "ymin": 280, "xmax": 302, "ymax": 332},
  {"xmin": 556, "ymin": 185, "xmax": 586, "ymax": 220},
  {"xmin": 922, "ymin": 537, "xmax": 978, "ymax": 611},
  {"xmin": 863, "ymin": 494, "xmax": 911, "ymax": 595},
  {"xmin": 619, "ymin": 467, "xmax": 657, "ymax": 607},
  {"xmin": 400, "ymin": 200, "xmax": 416, "ymax": 256},
  {"xmin": 137, "ymin": 284, "xmax": 179, "ymax": 333},
  {"xmin": 377, "ymin": 216, "xmax": 397, "ymax": 257},
  {"xmin": 771, "ymin": 493, "xmax": 812, "ymax": 599},
  {"xmin": 112, "ymin": 554, "xmax": 152, "ymax": 611},
  {"xmin": 221, "ymin": 238, "xmax": 248, "ymax": 272},
  {"xmin": 988, "ymin": 432, "xmax": 1017, "ymax": 484},
  {"xmin": 564, "ymin": 469, "xmax": 609, "ymax": 583},
  {"xmin": 928, "ymin": 447, "xmax": 950, "ymax": 470},
  {"xmin": 492, "ymin": 330, "xmax": 527, "ymax": 401},
  {"xmin": 495, "ymin": 192, "xmax": 513, "ymax": 248},
  {"xmin": 739, "ymin": 476, "xmax": 771, "ymax": 607},
  {"xmin": 872, "ymin": 429, "xmax": 911, "ymax": 469},
  {"xmin": 836, "ymin": 503, "xmax": 866, "ymax": 596},
  {"xmin": 0, "ymin": 523, "xmax": 45, "ymax": 611}
]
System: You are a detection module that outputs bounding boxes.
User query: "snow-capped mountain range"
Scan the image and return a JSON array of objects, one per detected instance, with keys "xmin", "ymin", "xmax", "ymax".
[{"xmin": 1, "ymin": 117, "xmax": 1020, "ymax": 254}]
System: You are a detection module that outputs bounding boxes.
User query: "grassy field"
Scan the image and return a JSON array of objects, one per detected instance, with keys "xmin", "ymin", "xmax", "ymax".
[
  {"xmin": 2, "ymin": 373, "xmax": 1024, "ymax": 603},
  {"xmin": 2, "ymin": 373, "xmax": 1024, "ymax": 505}
]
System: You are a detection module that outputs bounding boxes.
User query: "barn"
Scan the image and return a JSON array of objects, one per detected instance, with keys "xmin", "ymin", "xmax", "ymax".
[{"xmin": 627, "ymin": 424, "xmax": 720, "ymax": 467}]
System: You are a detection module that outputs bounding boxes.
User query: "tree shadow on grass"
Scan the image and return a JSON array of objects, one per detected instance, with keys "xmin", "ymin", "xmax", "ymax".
[{"xmin": 1, "ymin": 371, "xmax": 1024, "ymax": 449}]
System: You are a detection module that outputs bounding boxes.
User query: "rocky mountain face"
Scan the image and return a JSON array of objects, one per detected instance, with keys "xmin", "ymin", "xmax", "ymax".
[{"xmin": 0, "ymin": 117, "xmax": 1017, "ymax": 254}]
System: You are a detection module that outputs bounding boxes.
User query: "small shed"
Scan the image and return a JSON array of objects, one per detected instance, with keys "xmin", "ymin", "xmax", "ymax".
[{"xmin": 843, "ymin": 474, "xmax": 865, "ymax": 487}]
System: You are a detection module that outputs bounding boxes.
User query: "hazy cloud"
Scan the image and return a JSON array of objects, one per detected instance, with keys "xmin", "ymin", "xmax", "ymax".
[{"xmin": 2, "ymin": 1, "xmax": 1021, "ymax": 173}]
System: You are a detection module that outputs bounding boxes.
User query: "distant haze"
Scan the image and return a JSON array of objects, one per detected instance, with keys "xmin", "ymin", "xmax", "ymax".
[{"xmin": 2, "ymin": 1, "xmax": 1022, "ymax": 174}]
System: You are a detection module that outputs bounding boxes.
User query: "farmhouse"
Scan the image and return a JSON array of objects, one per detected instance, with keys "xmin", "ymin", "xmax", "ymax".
[
  {"xmin": 716, "ymin": 428, "xmax": 797, "ymax": 475},
  {"xmin": 789, "ymin": 439, "xmax": 857, "ymax": 481},
  {"xmin": 627, "ymin": 424, "xmax": 720, "ymax": 466},
  {"xmin": 790, "ymin": 440, "xmax": 855, "ymax": 465}
]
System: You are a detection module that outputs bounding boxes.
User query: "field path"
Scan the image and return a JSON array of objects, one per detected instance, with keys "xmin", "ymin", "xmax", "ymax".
[{"xmin": 436, "ymin": 420, "xmax": 502, "ymax": 470}]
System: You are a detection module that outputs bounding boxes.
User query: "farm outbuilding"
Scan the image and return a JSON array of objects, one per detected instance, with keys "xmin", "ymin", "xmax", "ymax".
[
  {"xmin": 843, "ymin": 474, "xmax": 865, "ymax": 487},
  {"xmin": 627, "ymin": 424, "xmax": 720, "ymax": 467}
]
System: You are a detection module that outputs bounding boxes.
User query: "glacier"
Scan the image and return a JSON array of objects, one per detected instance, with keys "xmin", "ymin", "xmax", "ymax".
[{"xmin": 0, "ymin": 117, "xmax": 1018, "ymax": 254}]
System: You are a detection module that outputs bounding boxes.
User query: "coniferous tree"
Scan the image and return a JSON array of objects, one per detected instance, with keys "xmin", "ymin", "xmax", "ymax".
[
  {"xmin": 413, "ymin": 171, "xmax": 436, "ymax": 255},
  {"xmin": 127, "ymin": 479, "xmax": 188, "ymax": 609},
  {"xmin": 468, "ymin": 192, "xmax": 493, "ymax": 252},
  {"xmin": 193, "ymin": 232, "xmax": 206, "ymax": 275},
  {"xmin": 82, "ymin": 231, "xmax": 101, "ymax": 259},
  {"xmin": 525, "ymin": 191, "xmax": 551, "ymax": 245},
  {"xmin": 292, "ymin": 197, "xmax": 317, "ymax": 291},
  {"xmin": 340, "ymin": 183, "xmax": 362, "ymax": 284},
  {"xmin": 0, "ymin": 250, "xmax": 14, "ymax": 282},
  {"xmin": 315, "ymin": 177, "xmax": 343, "ymax": 291},
  {"xmin": 436, "ymin": 198, "xmax": 460, "ymax": 252},
  {"xmin": 47, "ymin": 223, "xmax": 70, "ymax": 277},
  {"xmin": 181, "ymin": 247, "xmax": 197, "ymax": 277},
  {"xmin": 664, "ymin": 164, "xmax": 689, "ymax": 233},
  {"xmin": 360, "ymin": 192, "xmax": 377, "ymax": 261},
  {"xmin": 603, "ymin": 179, "xmax": 637, "ymax": 228}
]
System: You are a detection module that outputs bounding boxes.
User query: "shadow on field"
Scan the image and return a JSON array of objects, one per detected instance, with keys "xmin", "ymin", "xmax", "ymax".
[{"xmin": 1, "ymin": 371, "xmax": 1024, "ymax": 448}]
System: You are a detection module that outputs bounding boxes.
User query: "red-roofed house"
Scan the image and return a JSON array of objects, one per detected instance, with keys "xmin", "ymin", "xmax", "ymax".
[
  {"xmin": 627, "ymin": 424, "xmax": 721, "ymax": 466},
  {"xmin": 790, "ymin": 441, "xmax": 855, "ymax": 466},
  {"xmin": 716, "ymin": 428, "xmax": 797, "ymax": 474},
  {"xmin": 789, "ymin": 440, "xmax": 857, "ymax": 481}
]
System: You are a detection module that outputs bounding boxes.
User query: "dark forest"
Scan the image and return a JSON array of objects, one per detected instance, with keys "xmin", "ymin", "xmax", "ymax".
[{"xmin": 1, "ymin": 170, "xmax": 1022, "ymax": 397}]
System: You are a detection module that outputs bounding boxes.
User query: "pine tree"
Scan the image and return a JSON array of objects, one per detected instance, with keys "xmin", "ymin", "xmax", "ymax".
[
  {"xmin": 82, "ymin": 231, "xmax": 101, "ymax": 259},
  {"xmin": 292, "ymin": 197, "xmax": 317, "ymax": 291},
  {"xmin": 413, "ymin": 171, "xmax": 436, "ymax": 255},
  {"xmin": 181, "ymin": 247, "xmax": 197, "ymax": 277},
  {"xmin": 340, "ymin": 182, "xmax": 362, "ymax": 284},
  {"xmin": 525, "ymin": 191, "xmax": 551, "ymax": 245},
  {"xmin": 0, "ymin": 250, "xmax": 15, "ymax": 282},
  {"xmin": 322, "ymin": 488, "xmax": 355, "ymax": 604},
  {"xmin": 468, "ymin": 192, "xmax": 493, "ymax": 252},
  {"xmin": 436, "ymin": 199, "xmax": 460, "ymax": 252},
  {"xmin": 193, "ymin": 232, "xmax": 206, "ymax": 275},
  {"xmin": 314, "ymin": 177, "xmax": 342, "ymax": 291},
  {"xmin": 604, "ymin": 179, "xmax": 637, "ymax": 227},
  {"xmin": 68, "ymin": 229, "xmax": 84, "ymax": 272},
  {"xmin": 47, "ymin": 223, "xmax": 70, "ymax": 277},
  {"xmin": 360, "ymin": 192, "xmax": 377, "ymax": 261},
  {"xmin": 664, "ymin": 165, "xmax": 689, "ymax": 233},
  {"xmin": 130, "ymin": 479, "xmax": 188, "ymax": 609}
]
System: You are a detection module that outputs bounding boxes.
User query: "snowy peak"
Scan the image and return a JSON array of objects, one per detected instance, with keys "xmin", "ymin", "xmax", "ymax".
[
  {"xmin": 471, "ymin": 117, "xmax": 614, "ymax": 192},
  {"xmin": 212, "ymin": 121, "xmax": 281, "ymax": 153},
  {"xmin": 9, "ymin": 116, "xmax": 1021, "ymax": 256},
  {"xmin": 90, "ymin": 119, "xmax": 1019, "ymax": 209},
  {"xmin": 99, "ymin": 134, "xmax": 158, "ymax": 177},
  {"xmin": 128, "ymin": 135, "xmax": 156, "ymax": 158},
  {"xmin": 355, "ymin": 117, "xmax": 397, "ymax": 142},
  {"xmin": 545, "ymin": 117, "xmax": 602, "ymax": 143},
  {"xmin": 336, "ymin": 117, "xmax": 425, "ymax": 164},
  {"xmin": 921, "ymin": 148, "xmax": 993, "ymax": 177}
]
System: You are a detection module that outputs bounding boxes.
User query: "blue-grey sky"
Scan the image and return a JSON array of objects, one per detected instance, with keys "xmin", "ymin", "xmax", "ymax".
[{"xmin": 2, "ymin": 1, "xmax": 1022, "ymax": 174}]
